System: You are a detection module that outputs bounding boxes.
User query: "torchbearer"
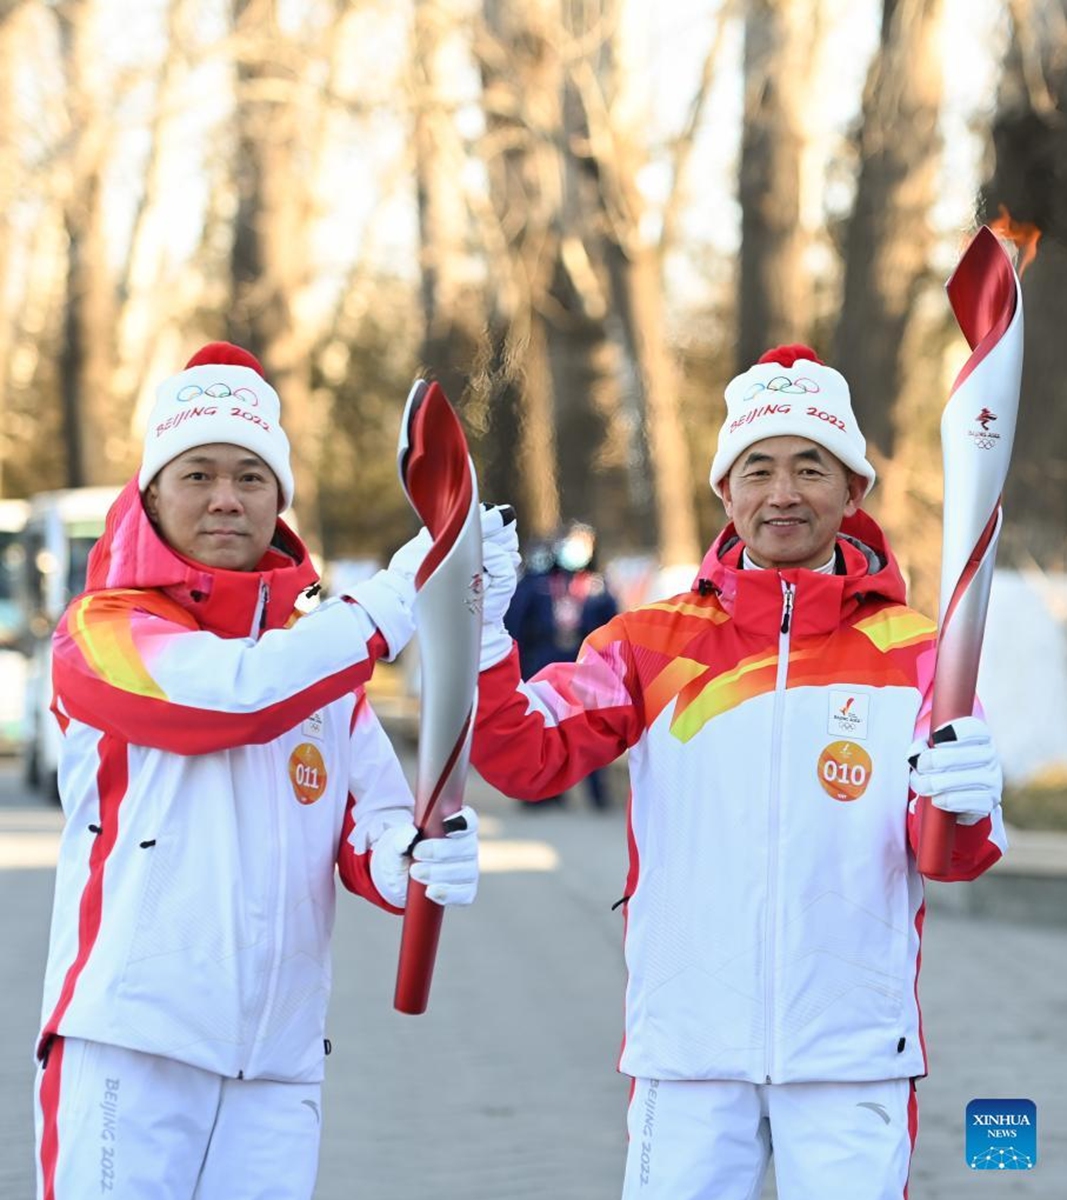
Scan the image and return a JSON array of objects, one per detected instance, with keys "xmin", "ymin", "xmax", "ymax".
[
  {"xmin": 34, "ymin": 342, "xmax": 480, "ymax": 1200},
  {"xmin": 915, "ymin": 226, "xmax": 1025, "ymax": 878},
  {"xmin": 471, "ymin": 332, "xmax": 1007, "ymax": 1198}
]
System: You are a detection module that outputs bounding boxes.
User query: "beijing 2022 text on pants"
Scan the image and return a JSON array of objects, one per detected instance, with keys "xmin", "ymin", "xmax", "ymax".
[
  {"xmin": 622, "ymin": 1076, "xmax": 916, "ymax": 1200},
  {"xmin": 34, "ymin": 1037, "xmax": 323, "ymax": 1199}
]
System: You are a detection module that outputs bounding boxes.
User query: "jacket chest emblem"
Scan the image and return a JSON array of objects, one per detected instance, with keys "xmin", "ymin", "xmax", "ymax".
[
  {"xmin": 289, "ymin": 742, "xmax": 328, "ymax": 805},
  {"xmin": 828, "ymin": 690, "xmax": 870, "ymax": 740},
  {"xmin": 302, "ymin": 710, "xmax": 325, "ymax": 740}
]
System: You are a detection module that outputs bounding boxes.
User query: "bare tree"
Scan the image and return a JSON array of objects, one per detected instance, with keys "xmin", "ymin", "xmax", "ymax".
[
  {"xmin": 54, "ymin": 0, "xmax": 120, "ymax": 486},
  {"xmin": 835, "ymin": 0, "xmax": 945, "ymax": 463},
  {"xmin": 0, "ymin": 7, "xmax": 21, "ymax": 493},
  {"xmin": 114, "ymin": 0, "xmax": 197, "ymax": 430},
  {"xmin": 832, "ymin": 0, "xmax": 947, "ymax": 614},
  {"xmin": 474, "ymin": 0, "xmax": 564, "ymax": 538},
  {"xmin": 981, "ymin": 0, "xmax": 1067, "ymax": 568},
  {"xmin": 471, "ymin": 0, "xmax": 710, "ymax": 565},
  {"xmin": 570, "ymin": 0, "xmax": 703, "ymax": 565},
  {"xmin": 738, "ymin": 0, "xmax": 817, "ymax": 369},
  {"xmin": 226, "ymin": 0, "xmax": 352, "ymax": 543},
  {"xmin": 0, "ymin": 0, "xmax": 72, "ymax": 496},
  {"xmin": 411, "ymin": 0, "xmax": 485, "ymax": 408},
  {"xmin": 544, "ymin": 0, "xmax": 639, "ymax": 550}
]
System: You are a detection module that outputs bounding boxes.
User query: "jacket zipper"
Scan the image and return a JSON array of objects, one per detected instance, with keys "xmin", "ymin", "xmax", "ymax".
[
  {"xmin": 251, "ymin": 579, "xmax": 270, "ymax": 636},
  {"xmin": 780, "ymin": 584, "xmax": 793, "ymax": 634},
  {"xmin": 238, "ymin": 580, "xmax": 274, "ymax": 1080},
  {"xmin": 764, "ymin": 578, "xmax": 794, "ymax": 1083}
]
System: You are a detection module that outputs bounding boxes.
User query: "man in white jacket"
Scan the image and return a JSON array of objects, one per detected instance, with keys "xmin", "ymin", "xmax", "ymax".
[
  {"xmin": 34, "ymin": 342, "xmax": 477, "ymax": 1199},
  {"xmin": 473, "ymin": 345, "xmax": 1006, "ymax": 1200}
]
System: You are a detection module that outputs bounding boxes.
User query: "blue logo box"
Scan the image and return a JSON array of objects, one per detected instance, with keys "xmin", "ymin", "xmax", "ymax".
[{"xmin": 966, "ymin": 1098, "xmax": 1037, "ymax": 1170}]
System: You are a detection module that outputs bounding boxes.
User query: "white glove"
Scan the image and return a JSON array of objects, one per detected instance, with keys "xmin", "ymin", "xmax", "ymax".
[
  {"xmin": 480, "ymin": 504, "xmax": 520, "ymax": 671},
  {"xmin": 369, "ymin": 806, "xmax": 480, "ymax": 907},
  {"xmin": 348, "ymin": 527, "xmax": 432, "ymax": 660},
  {"xmin": 908, "ymin": 716, "xmax": 1003, "ymax": 825},
  {"xmin": 481, "ymin": 504, "xmax": 520, "ymax": 622}
]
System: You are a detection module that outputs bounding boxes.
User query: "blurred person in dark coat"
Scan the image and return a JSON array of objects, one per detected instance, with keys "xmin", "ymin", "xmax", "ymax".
[{"xmin": 505, "ymin": 522, "xmax": 618, "ymax": 808}]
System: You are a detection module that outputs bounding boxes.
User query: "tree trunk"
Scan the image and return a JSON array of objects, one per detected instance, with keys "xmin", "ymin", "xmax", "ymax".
[
  {"xmin": 575, "ymin": 0, "xmax": 702, "ymax": 565},
  {"xmin": 549, "ymin": 2, "xmax": 636, "ymax": 548},
  {"xmin": 476, "ymin": 0, "xmax": 563, "ymax": 538},
  {"xmin": 738, "ymin": 0, "xmax": 814, "ymax": 370},
  {"xmin": 832, "ymin": 0, "xmax": 946, "ymax": 615},
  {"xmin": 116, "ymin": 0, "xmax": 196, "ymax": 447},
  {"xmin": 980, "ymin": 0, "xmax": 1067, "ymax": 569},
  {"xmin": 835, "ymin": 0, "xmax": 945, "ymax": 464},
  {"xmin": 412, "ymin": 0, "xmax": 483, "ymax": 411},
  {"xmin": 55, "ymin": 0, "xmax": 118, "ymax": 487},
  {"xmin": 0, "ymin": 10, "xmax": 20, "ymax": 493},
  {"xmin": 228, "ymin": 0, "xmax": 323, "ymax": 539},
  {"xmin": 602, "ymin": 242, "xmax": 701, "ymax": 565}
]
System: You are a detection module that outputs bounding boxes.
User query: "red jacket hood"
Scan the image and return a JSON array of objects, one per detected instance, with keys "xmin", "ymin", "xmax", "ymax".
[
  {"xmin": 84, "ymin": 478, "xmax": 320, "ymax": 639},
  {"xmin": 693, "ymin": 509, "xmax": 909, "ymax": 636}
]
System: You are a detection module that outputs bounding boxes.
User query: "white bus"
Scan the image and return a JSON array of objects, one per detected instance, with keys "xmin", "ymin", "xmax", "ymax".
[
  {"xmin": 18, "ymin": 487, "xmax": 121, "ymax": 797},
  {"xmin": 0, "ymin": 499, "xmax": 30, "ymax": 752}
]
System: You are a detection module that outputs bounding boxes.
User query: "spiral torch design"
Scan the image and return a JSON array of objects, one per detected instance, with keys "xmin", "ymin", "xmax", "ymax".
[
  {"xmin": 393, "ymin": 380, "xmax": 482, "ymax": 1013},
  {"xmin": 917, "ymin": 227, "xmax": 1024, "ymax": 878}
]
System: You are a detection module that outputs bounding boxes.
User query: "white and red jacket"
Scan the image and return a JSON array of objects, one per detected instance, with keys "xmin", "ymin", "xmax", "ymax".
[
  {"xmin": 38, "ymin": 480, "xmax": 411, "ymax": 1084},
  {"xmin": 473, "ymin": 512, "xmax": 1005, "ymax": 1085}
]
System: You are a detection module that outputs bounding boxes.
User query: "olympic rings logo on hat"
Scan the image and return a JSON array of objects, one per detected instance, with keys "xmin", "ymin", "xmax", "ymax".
[
  {"xmin": 743, "ymin": 375, "xmax": 821, "ymax": 401},
  {"xmin": 176, "ymin": 382, "xmax": 260, "ymax": 407}
]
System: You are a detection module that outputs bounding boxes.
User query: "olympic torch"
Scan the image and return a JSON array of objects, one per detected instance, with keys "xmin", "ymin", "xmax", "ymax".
[
  {"xmin": 916, "ymin": 226, "xmax": 1024, "ymax": 879},
  {"xmin": 393, "ymin": 380, "xmax": 483, "ymax": 1014}
]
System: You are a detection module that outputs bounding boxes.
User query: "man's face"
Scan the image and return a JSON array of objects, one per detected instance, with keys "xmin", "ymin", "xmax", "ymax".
[
  {"xmin": 720, "ymin": 436, "xmax": 865, "ymax": 570},
  {"xmin": 143, "ymin": 443, "xmax": 280, "ymax": 572}
]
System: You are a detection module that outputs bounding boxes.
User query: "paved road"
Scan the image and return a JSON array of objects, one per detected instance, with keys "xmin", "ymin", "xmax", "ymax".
[{"xmin": 1, "ymin": 756, "xmax": 1063, "ymax": 1198}]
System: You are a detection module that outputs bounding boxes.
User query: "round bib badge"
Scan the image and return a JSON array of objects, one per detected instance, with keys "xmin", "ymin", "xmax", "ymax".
[
  {"xmin": 289, "ymin": 742, "xmax": 328, "ymax": 805},
  {"xmin": 817, "ymin": 740, "xmax": 872, "ymax": 802}
]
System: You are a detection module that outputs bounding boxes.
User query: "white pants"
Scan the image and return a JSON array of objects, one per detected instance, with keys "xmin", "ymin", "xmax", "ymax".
[
  {"xmin": 34, "ymin": 1037, "xmax": 323, "ymax": 1200},
  {"xmin": 622, "ymin": 1077, "xmax": 916, "ymax": 1200}
]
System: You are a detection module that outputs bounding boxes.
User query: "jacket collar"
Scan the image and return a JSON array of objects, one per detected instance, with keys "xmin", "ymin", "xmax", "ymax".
[
  {"xmin": 84, "ymin": 478, "xmax": 319, "ymax": 638},
  {"xmin": 693, "ymin": 510, "xmax": 907, "ymax": 636}
]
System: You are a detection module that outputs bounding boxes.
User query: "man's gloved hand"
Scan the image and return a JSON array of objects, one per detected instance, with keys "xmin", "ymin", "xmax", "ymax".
[
  {"xmin": 480, "ymin": 504, "xmax": 520, "ymax": 671},
  {"xmin": 348, "ymin": 527, "xmax": 432, "ymax": 660},
  {"xmin": 908, "ymin": 716, "xmax": 1003, "ymax": 825},
  {"xmin": 370, "ymin": 806, "xmax": 480, "ymax": 908}
]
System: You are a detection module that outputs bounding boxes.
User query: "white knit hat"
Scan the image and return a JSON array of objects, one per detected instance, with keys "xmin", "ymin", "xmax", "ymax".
[
  {"xmin": 709, "ymin": 344, "xmax": 876, "ymax": 497},
  {"xmin": 139, "ymin": 342, "xmax": 294, "ymax": 508}
]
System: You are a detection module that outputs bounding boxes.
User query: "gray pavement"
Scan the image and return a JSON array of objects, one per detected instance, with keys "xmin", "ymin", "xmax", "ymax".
[{"xmin": 1, "ymin": 756, "xmax": 1065, "ymax": 1199}]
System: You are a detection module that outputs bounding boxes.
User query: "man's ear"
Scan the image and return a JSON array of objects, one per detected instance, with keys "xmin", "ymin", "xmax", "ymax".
[
  {"xmin": 719, "ymin": 476, "xmax": 734, "ymax": 519},
  {"xmin": 842, "ymin": 471, "xmax": 865, "ymax": 516},
  {"xmin": 143, "ymin": 482, "xmax": 160, "ymax": 523}
]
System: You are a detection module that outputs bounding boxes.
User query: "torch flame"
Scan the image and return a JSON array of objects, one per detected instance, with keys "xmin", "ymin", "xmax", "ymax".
[{"xmin": 989, "ymin": 204, "xmax": 1042, "ymax": 276}]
